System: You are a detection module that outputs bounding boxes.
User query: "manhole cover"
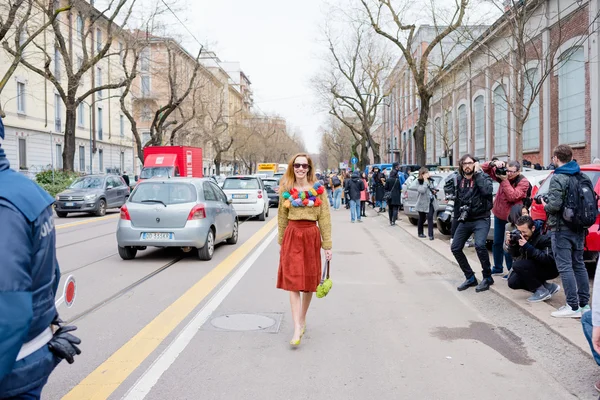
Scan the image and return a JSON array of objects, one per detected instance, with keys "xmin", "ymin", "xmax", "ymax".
[{"xmin": 211, "ymin": 313, "xmax": 276, "ymax": 331}]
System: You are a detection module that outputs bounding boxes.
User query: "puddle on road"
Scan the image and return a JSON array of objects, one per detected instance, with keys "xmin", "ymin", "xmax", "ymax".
[{"xmin": 431, "ymin": 321, "xmax": 535, "ymax": 365}]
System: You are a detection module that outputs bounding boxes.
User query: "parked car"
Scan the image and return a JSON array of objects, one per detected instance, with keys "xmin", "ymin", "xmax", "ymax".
[
  {"xmin": 403, "ymin": 171, "xmax": 455, "ymax": 226},
  {"xmin": 54, "ymin": 174, "xmax": 130, "ymax": 218},
  {"xmin": 530, "ymin": 164, "xmax": 600, "ymax": 269},
  {"xmin": 261, "ymin": 177, "xmax": 280, "ymax": 207},
  {"xmin": 116, "ymin": 178, "xmax": 238, "ymax": 261},
  {"xmin": 222, "ymin": 175, "xmax": 269, "ymax": 220}
]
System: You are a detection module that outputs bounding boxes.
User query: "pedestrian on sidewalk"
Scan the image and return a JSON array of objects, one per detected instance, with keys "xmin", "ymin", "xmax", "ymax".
[
  {"xmin": 581, "ymin": 258, "xmax": 600, "ymax": 393},
  {"xmin": 360, "ymin": 172, "xmax": 369, "ymax": 217},
  {"xmin": 415, "ymin": 167, "xmax": 438, "ymax": 239},
  {"xmin": 451, "ymin": 154, "xmax": 495, "ymax": 293},
  {"xmin": 344, "ymin": 171, "xmax": 352, "ymax": 209},
  {"xmin": 384, "ymin": 163, "xmax": 403, "ymax": 226},
  {"xmin": 0, "ymin": 116, "xmax": 82, "ymax": 399},
  {"xmin": 482, "ymin": 159, "xmax": 531, "ymax": 278},
  {"xmin": 505, "ymin": 215, "xmax": 560, "ymax": 302},
  {"xmin": 345, "ymin": 171, "xmax": 365, "ymax": 223},
  {"xmin": 277, "ymin": 153, "xmax": 332, "ymax": 347},
  {"xmin": 330, "ymin": 172, "xmax": 343, "ymax": 210},
  {"xmin": 324, "ymin": 172, "xmax": 333, "ymax": 205},
  {"xmin": 372, "ymin": 167, "xmax": 386, "ymax": 213},
  {"xmin": 544, "ymin": 144, "xmax": 592, "ymax": 318}
]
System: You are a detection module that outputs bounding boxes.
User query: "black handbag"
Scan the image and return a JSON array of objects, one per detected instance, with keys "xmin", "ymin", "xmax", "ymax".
[{"xmin": 383, "ymin": 178, "xmax": 397, "ymax": 202}]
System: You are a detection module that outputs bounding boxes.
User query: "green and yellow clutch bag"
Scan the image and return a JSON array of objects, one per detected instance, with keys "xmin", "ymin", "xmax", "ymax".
[{"xmin": 316, "ymin": 260, "xmax": 332, "ymax": 298}]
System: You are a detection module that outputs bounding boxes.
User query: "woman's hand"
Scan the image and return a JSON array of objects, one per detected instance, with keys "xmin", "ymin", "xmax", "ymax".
[{"xmin": 324, "ymin": 249, "xmax": 333, "ymax": 261}]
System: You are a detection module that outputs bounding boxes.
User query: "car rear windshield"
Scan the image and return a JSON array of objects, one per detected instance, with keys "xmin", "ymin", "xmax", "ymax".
[
  {"xmin": 140, "ymin": 166, "xmax": 174, "ymax": 179},
  {"xmin": 69, "ymin": 177, "xmax": 103, "ymax": 189},
  {"xmin": 223, "ymin": 178, "xmax": 260, "ymax": 190},
  {"xmin": 131, "ymin": 182, "xmax": 197, "ymax": 205},
  {"xmin": 537, "ymin": 171, "xmax": 600, "ymax": 195}
]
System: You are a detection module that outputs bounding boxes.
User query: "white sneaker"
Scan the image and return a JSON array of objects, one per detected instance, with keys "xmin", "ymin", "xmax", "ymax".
[{"xmin": 551, "ymin": 305, "xmax": 581, "ymax": 318}]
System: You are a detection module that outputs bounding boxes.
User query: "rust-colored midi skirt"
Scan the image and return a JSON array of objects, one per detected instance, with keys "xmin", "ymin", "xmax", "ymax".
[{"xmin": 277, "ymin": 220, "xmax": 322, "ymax": 292}]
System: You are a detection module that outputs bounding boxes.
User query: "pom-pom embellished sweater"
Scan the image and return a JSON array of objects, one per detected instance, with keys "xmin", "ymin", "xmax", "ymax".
[{"xmin": 277, "ymin": 191, "xmax": 332, "ymax": 250}]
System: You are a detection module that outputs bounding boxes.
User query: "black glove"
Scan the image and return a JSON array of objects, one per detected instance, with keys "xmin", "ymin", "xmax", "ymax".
[{"xmin": 48, "ymin": 322, "xmax": 82, "ymax": 364}]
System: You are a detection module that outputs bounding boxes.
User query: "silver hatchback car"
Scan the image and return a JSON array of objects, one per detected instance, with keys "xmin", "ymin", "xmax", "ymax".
[{"xmin": 116, "ymin": 178, "xmax": 238, "ymax": 261}]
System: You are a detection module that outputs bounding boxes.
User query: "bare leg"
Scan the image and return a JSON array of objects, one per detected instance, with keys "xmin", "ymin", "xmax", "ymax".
[
  {"xmin": 300, "ymin": 292, "xmax": 313, "ymax": 328},
  {"xmin": 289, "ymin": 291, "xmax": 302, "ymax": 341}
]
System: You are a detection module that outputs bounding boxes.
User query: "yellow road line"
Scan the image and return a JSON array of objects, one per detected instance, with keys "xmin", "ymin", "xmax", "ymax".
[
  {"xmin": 62, "ymin": 217, "xmax": 278, "ymax": 400},
  {"xmin": 56, "ymin": 214, "xmax": 119, "ymax": 230}
]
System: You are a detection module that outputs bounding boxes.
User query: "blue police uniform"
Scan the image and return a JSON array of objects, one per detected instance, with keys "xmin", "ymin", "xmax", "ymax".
[{"xmin": 0, "ymin": 116, "xmax": 61, "ymax": 399}]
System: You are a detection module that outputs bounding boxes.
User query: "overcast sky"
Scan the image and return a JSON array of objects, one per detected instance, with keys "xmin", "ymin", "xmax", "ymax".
[{"xmin": 187, "ymin": 0, "xmax": 329, "ymax": 153}]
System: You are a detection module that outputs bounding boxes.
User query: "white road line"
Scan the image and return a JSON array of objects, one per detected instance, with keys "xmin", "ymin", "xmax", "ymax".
[{"xmin": 122, "ymin": 229, "xmax": 277, "ymax": 400}]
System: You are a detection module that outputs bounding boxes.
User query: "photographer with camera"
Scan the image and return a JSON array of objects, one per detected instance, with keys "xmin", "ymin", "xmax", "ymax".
[
  {"xmin": 504, "ymin": 215, "xmax": 560, "ymax": 302},
  {"xmin": 482, "ymin": 159, "xmax": 531, "ymax": 278},
  {"xmin": 452, "ymin": 154, "xmax": 495, "ymax": 292}
]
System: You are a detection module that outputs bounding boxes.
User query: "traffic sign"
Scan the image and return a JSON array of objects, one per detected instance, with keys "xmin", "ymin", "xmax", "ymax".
[
  {"xmin": 56, "ymin": 275, "xmax": 77, "ymax": 308},
  {"xmin": 351, "ymin": 157, "xmax": 358, "ymax": 165}
]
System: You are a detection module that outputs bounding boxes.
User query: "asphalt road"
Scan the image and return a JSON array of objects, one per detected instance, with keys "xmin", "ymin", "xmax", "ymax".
[{"xmin": 43, "ymin": 206, "xmax": 600, "ymax": 399}]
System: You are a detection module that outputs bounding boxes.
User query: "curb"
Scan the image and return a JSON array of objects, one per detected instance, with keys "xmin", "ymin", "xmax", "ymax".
[{"xmin": 376, "ymin": 210, "xmax": 593, "ymax": 359}]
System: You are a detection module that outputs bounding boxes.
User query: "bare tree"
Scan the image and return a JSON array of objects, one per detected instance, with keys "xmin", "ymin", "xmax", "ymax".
[
  {"xmin": 315, "ymin": 19, "xmax": 391, "ymax": 170},
  {"xmin": 360, "ymin": 0, "xmax": 469, "ymax": 165},
  {"xmin": 319, "ymin": 117, "xmax": 353, "ymax": 169}
]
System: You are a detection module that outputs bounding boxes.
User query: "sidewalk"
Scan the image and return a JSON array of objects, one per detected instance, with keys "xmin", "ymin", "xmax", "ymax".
[{"xmin": 373, "ymin": 208, "xmax": 592, "ymax": 357}]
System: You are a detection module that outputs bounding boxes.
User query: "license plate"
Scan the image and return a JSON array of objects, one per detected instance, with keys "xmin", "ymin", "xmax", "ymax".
[
  {"xmin": 409, "ymin": 207, "xmax": 415, "ymax": 212},
  {"xmin": 232, "ymin": 194, "xmax": 248, "ymax": 199},
  {"xmin": 65, "ymin": 202, "xmax": 75, "ymax": 207},
  {"xmin": 142, "ymin": 232, "xmax": 173, "ymax": 240}
]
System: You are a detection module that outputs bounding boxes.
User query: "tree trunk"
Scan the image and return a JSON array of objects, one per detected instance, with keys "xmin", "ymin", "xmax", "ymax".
[
  {"xmin": 414, "ymin": 93, "xmax": 431, "ymax": 166},
  {"xmin": 214, "ymin": 152, "xmax": 222, "ymax": 175},
  {"xmin": 359, "ymin": 141, "xmax": 369, "ymax": 170},
  {"xmin": 63, "ymin": 104, "xmax": 77, "ymax": 172},
  {"xmin": 515, "ymin": 118, "xmax": 524, "ymax": 164}
]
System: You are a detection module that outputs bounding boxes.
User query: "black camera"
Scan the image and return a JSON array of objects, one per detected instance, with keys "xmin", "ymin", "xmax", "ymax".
[
  {"xmin": 509, "ymin": 229, "xmax": 522, "ymax": 245},
  {"xmin": 534, "ymin": 194, "xmax": 549, "ymax": 204},
  {"xmin": 457, "ymin": 205, "xmax": 470, "ymax": 222},
  {"xmin": 495, "ymin": 166, "xmax": 507, "ymax": 176}
]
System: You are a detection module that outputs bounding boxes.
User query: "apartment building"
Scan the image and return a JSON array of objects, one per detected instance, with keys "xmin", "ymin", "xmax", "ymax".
[{"xmin": 0, "ymin": 0, "xmax": 135, "ymax": 177}]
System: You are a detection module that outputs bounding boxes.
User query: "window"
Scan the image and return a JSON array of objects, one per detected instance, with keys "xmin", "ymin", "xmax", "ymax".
[
  {"xmin": 140, "ymin": 47, "xmax": 150, "ymax": 72},
  {"xmin": 18, "ymin": 138, "xmax": 27, "ymax": 170},
  {"xmin": 458, "ymin": 104, "xmax": 467, "ymax": 154},
  {"xmin": 54, "ymin": 94, "xmax": 61, "ymax": 132},
  {"xmin": 426, "ymin": 122, "xmax": 433, "ymax": 163},
  {"xmin": 79, "ymin": 146, "xmax": 85, "ymax": 171},
  {"xmin": 141, "ymin": 104, "xmax": 152, "ymax": 121},
  {"xmin": 16, "ymin": 81, "xmax": 25, "ymax": 113},
  {"xmin": 96, "ymin": 28, "xmax": 102, "ymax": 51},
  {"xmin": 76, "ymin": 14, "xmax": 83, "ymax": 40},
  {"xmin": 96, "ymin": 67, "xmax": 102, "ymax": 97},
  {"xmin": 142, "ymin": 131, "xmax": 151, "ymax": 146},
  {"xmin": 131, "ymin": 183, "xmax": 197, "ymax": 205},
  {"xmin": 56, "ymin": 144, "xmax": 62, "ymax": 169},
  {"xmin": 120, "ymin": 115, "xmax": 125, "ymax": 137},
  {"xmin": 474, "ymin": 96, "xmax": 485, "ymax": 157},
  {"xmin": 523, "ymin": 68, "xmax": 540, "ymax": 150},
  {"xmin": 435, "ymin": 117, "xmax": 442, "ymax": 157},
  {"xmin": 97, "ymin": 107, "xmax": 103, "ymax": 140},
  {"xmin": 141, "ymin": 76, "xmax": 150, "ymax": 96},
  {"xmin": 558, "ymin": 47, "xmax": 585, "ymax": 144},
  {"xmin": 120, "ymin": 152, "xmax": 125, "ymax": 173},
  {"xmin": 78, "ymin": 102, "xmax": 85, "ymax": 126},
  {"xmin": 210, "ymin": 182, "xmax": 228, "ymax": 203},
  {"xmin": 98, "ymin": 149, "xmax": 103, "ymax": 172},
  {"xmin": 203, "ymin": 183, "xmax": 217, "ymax": 201},
  {"xmin": 494, "ymin": 85, "xmax": 508, "ymax": 155},
  {"xmin": 54, "ymin": 47, "xmax": 60, "ymax": 80},
  {"xmin": 19, "ymin": 27, "xmax": 27, "ymax": 47}
]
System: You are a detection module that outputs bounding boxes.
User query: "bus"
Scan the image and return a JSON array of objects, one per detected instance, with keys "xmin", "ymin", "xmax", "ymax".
[{"xmin": 256, "ymin": 163, "xmax": 278, "ymax": 177}]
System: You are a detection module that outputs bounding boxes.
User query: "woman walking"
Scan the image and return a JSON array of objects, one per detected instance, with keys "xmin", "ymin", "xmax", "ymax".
[
  {"xmin": 360, "ymin": 171, "xmax": 369, "ymax": 217},
  {"xmin": 372, "ymin": 167, "xmax": 386, "ymax": 213},
  {"xmin": 384, "ymin": 166, "xmax": 403, "ymax": 225},
  {"xmin": 416, "ymin": 167, "xmax": 439, "ymax": 240},
  {"xmin": 277, "ymin": 153, "xmax": 333, "ymax": 347}
]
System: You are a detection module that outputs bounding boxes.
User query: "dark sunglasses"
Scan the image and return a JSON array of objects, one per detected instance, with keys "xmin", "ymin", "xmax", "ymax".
[{"xmin": 294, "ymin": 163, "xmax": 309, "ymax": 170}]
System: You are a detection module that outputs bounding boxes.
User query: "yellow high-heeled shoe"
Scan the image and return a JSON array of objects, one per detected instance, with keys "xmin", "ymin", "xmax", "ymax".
[{"xmin": 289, "ymin": 336, "xmax": 302, "ymax": 346}]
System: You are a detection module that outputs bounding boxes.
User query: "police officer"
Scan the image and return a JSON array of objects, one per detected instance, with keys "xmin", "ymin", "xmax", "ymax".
[{"xmin": 0, "ymin": 116, "xmax": 81, "ymax": 399}]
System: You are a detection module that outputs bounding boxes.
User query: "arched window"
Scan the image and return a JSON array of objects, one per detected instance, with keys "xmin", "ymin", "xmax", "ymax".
[
  {"xmin": 523, "ymin": 68, "xmax": 540, "ymax": 150},
  {"xmin": 473, "ymin": 95, "xmax": 485, "ymax": 157},
  {"xmin": 558, "ymin": 47, "xmax": 585, "ymax": 144},
  {"xmin": 458, "ymin": 104, "xmax": 467, "ymax": 154},
  {"xmin": 494, "ymin": 85, "xmax": 508, "ymax": 155},
  {"xmin": 435, "ymin": 117, "xmax": 442, "ymax": 158}
]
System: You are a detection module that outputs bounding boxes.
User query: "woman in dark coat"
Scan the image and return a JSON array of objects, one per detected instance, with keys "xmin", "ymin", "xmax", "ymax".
[
  {"xmin": 416, "ymin": 167, "xmax": 439, "ymax": 240},
  {"xmin": 384, "ymin": 168, "xmax": 403, "ymax": 225},
  {"xmin": 371, "ymin": 167, "xmax": 386, "ymax": 212}
]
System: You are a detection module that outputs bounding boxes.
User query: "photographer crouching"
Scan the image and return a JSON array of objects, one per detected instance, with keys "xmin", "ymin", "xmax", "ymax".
[
  {"xmin": 452, "ymin": 154, "xmax": 495, "ymax": 292},
  {"xmin": 505, "ymin": 215, "xmax": 560, "ymax": 302},
  {"xmin": 482, "ymin": 160, "xmax": 531, "ymax": 278}
]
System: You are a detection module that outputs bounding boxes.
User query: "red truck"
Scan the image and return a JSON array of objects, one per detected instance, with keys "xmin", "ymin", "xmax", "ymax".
[{"xmin": 140, "ymin": 146, "xmax": 203, "ymax": 181}]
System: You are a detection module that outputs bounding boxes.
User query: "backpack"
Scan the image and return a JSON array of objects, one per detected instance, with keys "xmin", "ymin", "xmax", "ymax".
[
  {"xmin": 515, "ymin": 175, "xmax": 533, "ymax": 208},
  {"xmin": 562, "ymin": 173, "xmax": 599, "ymax": 231},
  {"xmin": 331, "ymin": 176, "xmax": 341, "ymax": 187}
]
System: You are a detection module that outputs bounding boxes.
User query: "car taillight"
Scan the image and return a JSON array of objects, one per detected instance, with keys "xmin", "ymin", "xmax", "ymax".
[
  {"xmin": 188, "ymin": 204, "xmax": 206, "ymax": 220},
  {"xmin": 257, "ymin": 190, "xmax": 263, "ymax": 199},
  {"xmin": 120, "ymin": 205, "xmax": 131, "ymax": 220}
]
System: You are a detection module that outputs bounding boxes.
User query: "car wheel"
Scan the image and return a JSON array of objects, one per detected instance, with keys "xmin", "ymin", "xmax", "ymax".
[
  {"xmin": 265, "ymin": 206, "xmax": 269, "ymax": 218},
  {"xmin": 95, "ymin": 199, "xmax": 107, "ymax": 216},
  {"xmin": 198, "ymin": 229, "xmax": 215, "ymax": 260},
  {"xmin": 56, "ymin": 211, "xmax": 68, "ymax": 218},
  {"xmin": 408, "ymin": 217, "xmax": 418, "ymax": 226},
  {"xmin": 226, "ymin": 220, "xmax": 239, "ymax": 245},
  {"xmin": 118, "ymin": 246, "xmax": 137, "ymax": 260},
  {"xmin": 437, "ymin": 220, "xmax": 452, "ymax": 235},
  {"xmin": 258, "ymin": 210, "xmax": 266, "ymax": 221}
]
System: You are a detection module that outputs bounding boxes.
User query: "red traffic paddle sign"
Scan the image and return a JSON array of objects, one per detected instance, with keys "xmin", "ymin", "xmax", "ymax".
[{"xmin": 55, "ymin": 275, "xmax": 77, "ymax": 308}]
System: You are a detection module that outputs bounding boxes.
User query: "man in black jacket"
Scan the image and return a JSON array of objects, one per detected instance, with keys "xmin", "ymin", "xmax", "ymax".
[
  {"xmin": 452, "ymin": 154, "xmax": 495, "ymax": 293},
  {"xmin": 506, "ymin": 215, "xmax": 560, "ymax": 303},
  {"xmin": 345, "ymin": 171, "xmax": 365, "ymax": 223}
]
